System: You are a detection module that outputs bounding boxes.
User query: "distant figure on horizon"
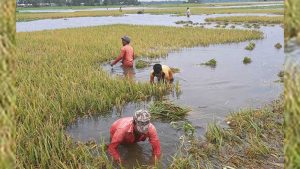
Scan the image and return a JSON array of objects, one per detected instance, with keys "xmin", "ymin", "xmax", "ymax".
[
  {"xmin": 150, "ymin": 64, "xmax": 174, "ymax": 83},
  {"xmin": 111, "ymin": 35, "xmax": 135, "ymax": 78},
  {"xmin": 119, "ymin": 6, "xmax": 122, "ymax": 12},
  {"xmin": 186, "ymin": 7, "xmax": 191, "ymax": 18}
]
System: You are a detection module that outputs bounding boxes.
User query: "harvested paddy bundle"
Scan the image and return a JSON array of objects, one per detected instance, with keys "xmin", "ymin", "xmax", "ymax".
[{"xmin": 149, "ymin": 101, "xmax": 190, "ymax": 121}]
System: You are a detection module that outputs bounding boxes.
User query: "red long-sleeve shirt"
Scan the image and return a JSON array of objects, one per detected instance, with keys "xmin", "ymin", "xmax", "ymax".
[
  {"xmin": 111, "ymin": 44, "xmax": 134, "ymax": 67},
  {"xmin": 108, "ymin": 117, "xmax": 161, "ymax": 161}
]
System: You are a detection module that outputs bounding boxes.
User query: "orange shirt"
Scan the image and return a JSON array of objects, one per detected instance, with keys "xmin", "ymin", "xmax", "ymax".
[
  {"xmin": 108, "ymin": 117, "xmax": 161, "ymax": 162},
  {"xmin": 112, "ymin": 44, "xmax": 134, "ymax": 67}
]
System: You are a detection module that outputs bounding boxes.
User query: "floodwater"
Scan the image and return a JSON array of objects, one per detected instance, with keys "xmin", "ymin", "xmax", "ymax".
[
  {"xmin": 16, "ymin": 13, "xmax": 280, "ymax": 32},
  {"xmin": 18, "ymin": 3, "xmax": 282, "ymax": 13},
  {"xmin": 66, "ymin": 17, "xmax": 284, "ymax": 168},
  {"xmin": 18, "ymin": 7, "xmax": 154, "ymax": 13}
]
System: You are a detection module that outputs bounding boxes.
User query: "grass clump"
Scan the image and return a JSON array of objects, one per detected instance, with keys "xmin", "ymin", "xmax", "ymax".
[
  {"xmin": 274, "ymin": 42, "xmax": 282, "ymax": 49},
  {"xmin": 170, "ymin": 67, "xmax": 180, "ymax": 73},
  {"xmin": 285, "ymin": 0, "xmax": 300, "ymax": 39},
  {"xmin": 245, "ymin": 42, "xmax": 256, "ymax": 50},
  {"xmin": 149, "ymin": 101, "xmax": 190, "ymax": 121},
  {"xmin": 175, "ymin": 20, "xmax": 193, "ymax": 25},
  {"xmin": 243, "ymin": 57, "xmax": 252, "ymax": 64},
  {"xmin": 200, "ymin": 59, "xmax": 217, "ymax": 67},
  {"xmin": 135, "ymin": 60, "xmax": 150, "ymax": 69},
  {"xmin": 205, "ymin": 16, "xmax": 283, "ymax": 24}
]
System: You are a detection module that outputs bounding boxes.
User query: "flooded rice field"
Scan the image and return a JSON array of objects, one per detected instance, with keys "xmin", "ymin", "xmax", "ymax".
[
  {"xmin": 17, "ymin": 13, "xmax": 280, "ymax": 32},
  {"xmin": 65, "ymin": 15, "xmax": 284, "ymax": 168}
]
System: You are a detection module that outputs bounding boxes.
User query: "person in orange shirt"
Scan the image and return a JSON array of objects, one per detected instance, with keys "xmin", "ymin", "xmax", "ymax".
[
  {"xmin": 150, "ymin": 64, "xmax": 174, "ymax": 83},
  {"xmin": 108, "ymin": 110, "xmax": 161, "ymax": 163},
  {"xmin": 111, "ymin": 35, "xmax": 135, "ymax": 78},
  {"xmin": 111, "ymin": 35, "xmax": 135, "ymax": 68}
]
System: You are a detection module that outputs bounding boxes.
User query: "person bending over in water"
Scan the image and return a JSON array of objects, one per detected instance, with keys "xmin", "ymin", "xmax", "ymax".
[
  {"xmin": 108, "ymin": 110, "xmax": 161, "ymax": 163},
  {"xmin": 150, "ymin": 64, "xmax": 174, "ymax": 83}
]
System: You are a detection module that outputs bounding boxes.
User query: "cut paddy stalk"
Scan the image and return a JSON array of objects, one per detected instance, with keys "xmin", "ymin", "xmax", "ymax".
[
  {"xmin": 200, "ymin": 59, "xmax": 217, "ymax": 67},
  {"xmin": 245, "ymin": 42, "xmax": 256, "ymax": 50},
  {"xmin": 243, "ymin": 57, "xmax": 252, "ymax": 64},
  {"xmin": 274, "ymin": 42, "xmax": 282, "ymax": 49},
  {"xmin": 149, "ymin": 101, "xmax": 190, "ymax": 121},
  {"xmin": 135, "ymin": 60, "xmax": 151, "ymax": 69}
]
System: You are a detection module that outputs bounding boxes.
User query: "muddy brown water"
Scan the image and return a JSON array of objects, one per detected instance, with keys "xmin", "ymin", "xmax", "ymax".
[{"xmin": 66, "ymin": 23, "xmax": 284, "ymax": 168}]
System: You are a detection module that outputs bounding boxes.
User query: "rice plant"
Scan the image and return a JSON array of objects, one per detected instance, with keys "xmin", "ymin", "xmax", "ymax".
[
  {"xmin": 0, "ymin": 0, "xmax": 16, "ymax": 168},
  {"xmin": 205, "ymin": 16, "xmax": 283, "ymax": 24},
  {"xmin": 135, "ymin": 60, "xmax": 150, "ymax": 69},
  {"xmin": 274, "ymin": 42, "xmax": 282, "ymax": 49},
  {"xmin": 245, "ymin": 42, "xmax": 256, "ymax": 50},
  {"xmin": 200, "ymin": 59, "xmax": 217, "ymax": 67},
  {"xmin": 243, "ymin": 57, "xmax": 252, "ymax": 64},
  {"xmin": 149, "ymin": 101, "xmax": 190, "ymax": 121}
]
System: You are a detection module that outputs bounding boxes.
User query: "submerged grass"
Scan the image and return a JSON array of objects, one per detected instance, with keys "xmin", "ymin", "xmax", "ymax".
[
  {"xmin": 149, "ymin": 101, "xmax": 190, "ymax": 121},
  {"xmin": 17, "ymin": 25, "xmax": 263, "ymax": 167},
  {"xmin": 205, "ymin": 16, "xmax": 283, "ymax": 24},
  {"xmin": 274, "ymin": 42, "xmax": 282, "ymax": 49},
  {"xmin": 171, "ymin": 98, "xmax": 284, "ymax": 168},
  {"xmin": 0, "ymin": 0, "xmax": 16, "ymax": 168},
  {"xmin": 135, "ymin": 60, "xmax": 151, "ymax": 69}
]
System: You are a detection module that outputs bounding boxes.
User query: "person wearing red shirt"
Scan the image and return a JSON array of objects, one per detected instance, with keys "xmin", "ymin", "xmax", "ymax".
[
  {"xmin": 111, "ymin": 35, "xmax": 135, "ymax": 68},
  {"xmin": 108, "ymin": 110, "xmax": 161, "ymax": 163}
]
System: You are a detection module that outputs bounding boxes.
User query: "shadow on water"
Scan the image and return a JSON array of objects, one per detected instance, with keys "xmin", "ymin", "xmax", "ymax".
[{"xmin": 67, "ymin": 24, "xmax": 284, "ymax": 168}]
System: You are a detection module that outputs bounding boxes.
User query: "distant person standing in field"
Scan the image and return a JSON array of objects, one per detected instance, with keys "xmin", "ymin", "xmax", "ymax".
[
  {"xmin": 186, "ymin": 7, "xmax": 191, "ymax": 18},
  {"xmin": 111, "ymin": 35, "xmax": 135, "ymax": 78},
  {"xmin": 119, "ymin": 6, "xmax": 122, "ymax": 12},
  {"xmin": 150, "ymin": 64, "xmax": 174, "ymax": 83}
]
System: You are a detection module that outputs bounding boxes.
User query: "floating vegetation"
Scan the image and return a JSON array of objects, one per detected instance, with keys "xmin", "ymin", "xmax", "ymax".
[
  {"xmin": 137, "ymin": 10, "xmax": 144, "ymax": 14},
  {"xmin": 170, "ymin": 67, "xmax": 180, "ymax": 73},
  {"xmin": 245, "ymin": 42, "xmax": 256, "ymax": 50},
  {"xmin": 200, "ymin": 59, "xmax": 217, "ymax": 67},
  {"xmin": 149, "ymin": 101, "xmax": 190, "ymax": 121},
  {"xmin": 243, "ymin": 57, "xmax": 252, "ymax": 64},
  {"xmin": 274, "ymin": 43, "xmax": 282, "ymax": 49},
  {"xmin": 175, "ymin": 20, "xmax": 193, "ymax": 24},
  {"xmin": 135, "ymin": 60, "xmax": 151, "ymax": 69}
]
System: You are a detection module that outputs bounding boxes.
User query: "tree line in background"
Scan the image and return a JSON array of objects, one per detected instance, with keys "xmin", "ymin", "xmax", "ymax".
[{"xmin": 17, "ymin": 0, "xmax": 140, "ymax": 6}]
